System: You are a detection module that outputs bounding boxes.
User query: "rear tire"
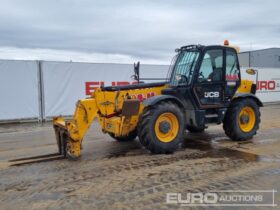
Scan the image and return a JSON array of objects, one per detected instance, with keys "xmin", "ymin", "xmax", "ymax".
[
  {"xmin": 109, "ymin": 130, "xmax": 137, "ymax": 142},
  {"xmin": 223, "ymin": 98, "xmax": 260, "ymax": 141},
  {"xmin": 138, "ymin": 101, "xmax": 184, "ymax": 154},
  {"xmin": 186, "ymin": 125, "xmax": 205, "ymax": 133}
]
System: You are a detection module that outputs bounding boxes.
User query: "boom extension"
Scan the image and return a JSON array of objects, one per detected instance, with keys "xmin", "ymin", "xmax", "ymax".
[
  {"xmin": 53, "ymin": 98, "xmax": 98, "ymax": 159},
  {"xmin": 52, "ymin": 84, "xmax": 167, "ymax": 160}
]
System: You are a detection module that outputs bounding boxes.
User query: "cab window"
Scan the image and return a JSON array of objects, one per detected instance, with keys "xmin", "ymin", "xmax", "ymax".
[
  {"xmin": 226, "ymin": 50, "xmax": 240, "ymax": 81},
  {"xmin": 197, "ymin": 49, "xmax": 223, "ymax": 82}
]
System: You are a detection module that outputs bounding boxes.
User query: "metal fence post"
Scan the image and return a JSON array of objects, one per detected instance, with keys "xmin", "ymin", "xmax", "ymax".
[{"xmin": 37, "ymin": 60, "xmax": 45, "ymax": 123}]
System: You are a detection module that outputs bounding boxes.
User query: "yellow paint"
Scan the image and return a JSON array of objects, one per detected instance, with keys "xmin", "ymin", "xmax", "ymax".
[
  {"xmin": 53, "ymin": 84, "xmax": 167, "ymax": 158},
  {"xmin": 239, "ymin": 106, "xmax": 256, "ymax": 132},
  {"xmin": 53, "ymin": 77, "xmax": 257, "ymax": 158},
  {"xmin": 53, "ymin": 98, "xmax": 98, "ymax": 158},
  {"xmin": 154, "ymin": 112, "xmax": 179, "ymax": 143},
  {"xmin": 237, "ymin": 79, "xmax": 254, "ymax": 94}
]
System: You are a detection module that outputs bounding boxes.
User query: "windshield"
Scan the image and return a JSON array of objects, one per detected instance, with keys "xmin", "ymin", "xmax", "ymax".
[{"xmin": 169, "ymin": 50, "xmax": 199, "ymax": 86}]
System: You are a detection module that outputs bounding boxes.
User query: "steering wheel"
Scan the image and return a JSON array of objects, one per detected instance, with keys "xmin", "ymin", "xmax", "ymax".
[{"xmin": 176, "ymin": 74, "xmax": 188, "ymax": 84}]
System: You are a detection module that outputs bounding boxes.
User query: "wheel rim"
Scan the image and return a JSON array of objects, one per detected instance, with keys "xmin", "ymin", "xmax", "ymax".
[
  {"xmin": 155, "ymin": 112, "xmax": 179, "ymax": 143},
  {"xmin": 239, "ymin": 106, "xmax": 256, "ymax": 132}
]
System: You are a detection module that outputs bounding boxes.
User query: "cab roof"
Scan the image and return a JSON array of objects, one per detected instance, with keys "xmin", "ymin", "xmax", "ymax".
[{"xmin": 176, "ymin": 44, "xmax": 240, "ymax": 53}]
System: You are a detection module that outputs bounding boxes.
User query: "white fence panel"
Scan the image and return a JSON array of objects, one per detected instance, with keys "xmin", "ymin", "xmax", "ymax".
[
  {"xmin": 0, "ymin": 59, "xmax": 279, "ymax": 121},
  {"xmin": 140, "ymin": 64, "xmax": 169, "ymax": 80},
  {"xmin": 43, "ymin": 62, "xmax": 169, "ymax": 117},
  {"xmin": 0, "ymin": 60, "xmax": 39, "ymax": 120}
]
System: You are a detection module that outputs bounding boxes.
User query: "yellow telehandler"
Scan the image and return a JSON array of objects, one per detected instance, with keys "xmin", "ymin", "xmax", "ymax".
[{"xmin": 53, "ymin": 42, "xmax": 262, "ymax": 160}]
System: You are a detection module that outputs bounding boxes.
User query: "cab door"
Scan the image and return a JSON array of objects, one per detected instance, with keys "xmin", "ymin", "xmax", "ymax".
[
  {"xmin": 193, "ymin": 48, "xmax": 226, "ymax": 108},
  {"xmin": 224, "ymin": 48, "xmax": 241, "ymax": 100}
]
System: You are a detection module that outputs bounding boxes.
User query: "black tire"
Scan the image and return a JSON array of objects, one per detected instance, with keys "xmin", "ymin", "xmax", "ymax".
[
  {"xmin": 137, "ymin": 101, "xmax": 184, "ymax": 154},
  {"xmin": 186, "ymin": 125, "xmax": 205, "ymax": 133},
  {"xmin": 223, "ymin": 98, "xmax": 260, "ymax": 141},
  {"xmin": 109, "ymin": 130, "xmax": 137, "ymax": 142}
]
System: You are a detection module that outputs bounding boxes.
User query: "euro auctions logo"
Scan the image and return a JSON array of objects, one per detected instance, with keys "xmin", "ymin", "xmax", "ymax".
[
  {"xmin": 85, "ymin": 81, "xmax": 156, "ymax": 101},
  {"xmin": 167, "ymin": 192, "xmax": 218, "ymax": 205},
  {"xmin": 84, "ymin": 80, "xmax": 280, "ymax": 96},
  {"xmin": 166, "ymin": 190, "xmax": 277, "ymax": 207},
  {"xmin": 257, "ymin": 80, "xmax": 278, "ymax": 91}
]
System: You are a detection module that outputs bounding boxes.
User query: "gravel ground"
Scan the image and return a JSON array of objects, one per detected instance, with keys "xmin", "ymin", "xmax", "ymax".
[{"xmin": 0, "ymin": 104, "xmax": 279, "ymax": 210}]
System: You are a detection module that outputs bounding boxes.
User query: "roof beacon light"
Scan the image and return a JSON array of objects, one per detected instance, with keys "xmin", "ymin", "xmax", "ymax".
[{"xmin": 224, "ymin": 40, "xmax": 229, "ymax": 46}]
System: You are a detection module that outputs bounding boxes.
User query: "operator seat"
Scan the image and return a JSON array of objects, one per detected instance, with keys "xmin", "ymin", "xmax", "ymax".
[{"xmin": 208, "ymin": 67, "xmax": 222, "ymax": 81}]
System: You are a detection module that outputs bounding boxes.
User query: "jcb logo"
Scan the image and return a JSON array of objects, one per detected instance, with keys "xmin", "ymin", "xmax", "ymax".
[{"xmin": 204, "ymin": 92, "xmax": 219, "ymax": 98}]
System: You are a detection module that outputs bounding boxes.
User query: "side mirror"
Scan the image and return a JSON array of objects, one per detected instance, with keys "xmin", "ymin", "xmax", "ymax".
[
  {"xmin": 133, "ymin": 61, "xmax": 140, "ymax": 82},
  {"xmin": 246, "ymin": 68, "xmax": 257, "ymax": 75}
]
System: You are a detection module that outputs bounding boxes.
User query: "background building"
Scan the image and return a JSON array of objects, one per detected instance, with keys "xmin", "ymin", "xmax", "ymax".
[{"xmin": 238, "ymin": 48, "xmax": 280, "ymax": 68}]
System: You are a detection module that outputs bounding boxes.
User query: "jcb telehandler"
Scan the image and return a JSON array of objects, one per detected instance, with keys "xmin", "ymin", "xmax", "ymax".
[{"xmin": 53, "ymin": 41, "xmax": 262, "ymax": 160}]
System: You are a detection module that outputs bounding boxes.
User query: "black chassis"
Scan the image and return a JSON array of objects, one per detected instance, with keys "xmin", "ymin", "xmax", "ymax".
[
  {"xmin": 145, "ymin": 45, "xmax": 261, "ymax": 129},
  {"xmin": 103, "ymin": 44, "xmax": 262, "ymax": 129}
]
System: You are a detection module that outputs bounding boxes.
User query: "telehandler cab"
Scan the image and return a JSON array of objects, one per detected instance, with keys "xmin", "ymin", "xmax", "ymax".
[{"xmin": 53, "ymin": 41, "xmax": 262, "ymax": 160}]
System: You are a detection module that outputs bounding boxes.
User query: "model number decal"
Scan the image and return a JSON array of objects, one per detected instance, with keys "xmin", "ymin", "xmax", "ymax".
[{"xmin": 204, "ymin": 91, "xmax": 220, "ymax": 98}]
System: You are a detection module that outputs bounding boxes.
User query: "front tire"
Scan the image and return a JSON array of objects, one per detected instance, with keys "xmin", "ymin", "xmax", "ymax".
[
  {"xmin": 223, "ymin": 98, "xmax": 260, "ymax": 141},
  {"xmin": 138, "ymin": 101, "xmax": 184, "ymax": 154}
]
